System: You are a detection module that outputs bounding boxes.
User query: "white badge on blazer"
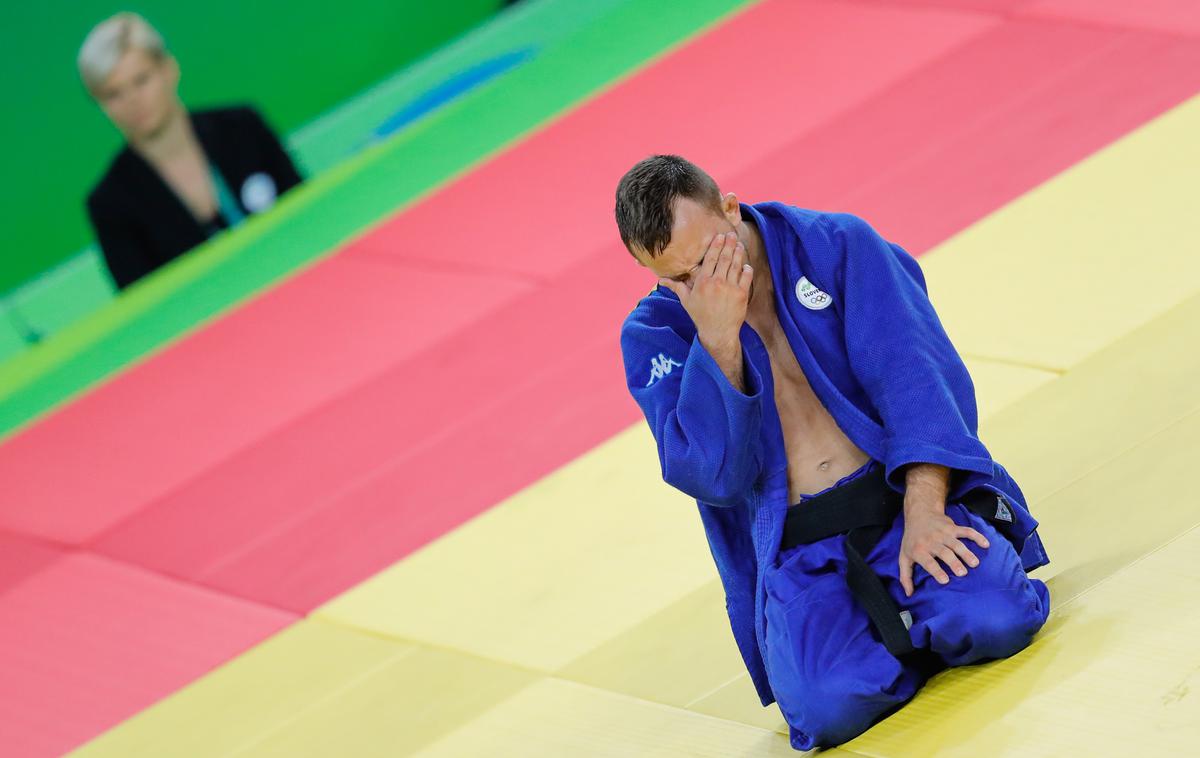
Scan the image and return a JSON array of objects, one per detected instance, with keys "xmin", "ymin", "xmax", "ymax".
[
  {"xmin": 240, "ymin": 172, "xmax": 278, "ymax": 213},
  {"xmin": 795, "ymin": 276, "xmax": 832, "ymax": 310}
]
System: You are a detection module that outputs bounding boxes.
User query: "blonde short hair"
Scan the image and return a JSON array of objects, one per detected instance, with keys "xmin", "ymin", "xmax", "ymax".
[{"xmin": 77, "ymin": 12, "xmax": 168, "ymax": 94}]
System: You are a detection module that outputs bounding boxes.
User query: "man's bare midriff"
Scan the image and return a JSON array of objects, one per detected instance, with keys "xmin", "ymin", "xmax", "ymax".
[{"xmin": 748, "ymin": 307, "xmax": 870, "ymax": 504}]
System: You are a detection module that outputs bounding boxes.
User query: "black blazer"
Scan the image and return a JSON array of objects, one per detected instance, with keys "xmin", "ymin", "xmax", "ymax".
[{"xmin": 85, "ymin": 105, "xmax": 303, "ymax": 290}]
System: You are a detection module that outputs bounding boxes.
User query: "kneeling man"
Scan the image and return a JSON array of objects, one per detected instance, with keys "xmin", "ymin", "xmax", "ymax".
[{"xmin": 616, "ymin": 155, "xmax": 1050, "ymax": 751}]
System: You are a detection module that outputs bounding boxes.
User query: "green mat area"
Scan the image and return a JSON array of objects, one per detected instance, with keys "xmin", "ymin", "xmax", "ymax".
[
  {"xmin": 0, "ymin": 314, "xmax": 25, "ymax": 358},
  {"xmin": 0, "ymin": 0, "xmax": 753, "ymax": 442},
  {"xmin": 0, "ymin": 256, "xmax": 115, "ymax": 362}
]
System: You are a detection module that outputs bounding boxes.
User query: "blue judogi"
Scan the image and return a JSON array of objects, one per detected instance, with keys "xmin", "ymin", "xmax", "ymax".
[
  {"xmin": 762, "ymin": 458, "xmax": 1048, "ymax": 749},
  {"xmin": 619, "ymin": 203, "xmax": 1050, "ymax": 748}
]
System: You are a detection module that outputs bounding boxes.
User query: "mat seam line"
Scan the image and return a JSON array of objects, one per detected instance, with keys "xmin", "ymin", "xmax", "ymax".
[
  {"xmin": 1048, "ymin": 521, "xmax": 1200, "ymax": 616},
  {"xmin": 223, "ymin": 644, "xmax": 422, "ymax": 757},
  {"xmin": 310, "ymin": 609, "xmax": 785, "ymax": 743},
  {"xmin": 854, "ymin": 0, "xmax": 1200, "ymax": 41},
  {"xmin": 959, "ymin": 352, "xmax": 1064, "ymax": 375},
  {"xmin": 1018, "ymin": 406, "xmax": 1200, "ymax": 511},
  {"xmin": 835, "ymin": 0, "xmax": 1011, "ymax": 22},
  {"xmin": 77, "ymin": 550, "xmax": 302, "ymax": 619},
  {"xmin": 1013, "ymin": 9, "xmax": 1200, "ymax": 41},
  {"xmin": 344, "ymin": 248, "xmax": 551, "ymax": 286}
]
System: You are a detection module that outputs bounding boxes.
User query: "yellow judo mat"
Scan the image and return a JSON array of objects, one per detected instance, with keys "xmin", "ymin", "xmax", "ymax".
[{"xmin": 72, "ymin": 93, "xmax": 1200, "ymax": 757}]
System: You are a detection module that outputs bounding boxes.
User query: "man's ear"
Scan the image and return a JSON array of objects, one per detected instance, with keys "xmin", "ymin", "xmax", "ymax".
[{"xmin": 721, "ymin": 192, "xmax": 741, "ymax": 225}]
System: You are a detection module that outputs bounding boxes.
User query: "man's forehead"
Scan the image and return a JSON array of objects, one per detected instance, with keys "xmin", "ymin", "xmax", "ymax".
[{"xmin": 666, "ymin": 215, "xmax": 722, "ymax": 258}]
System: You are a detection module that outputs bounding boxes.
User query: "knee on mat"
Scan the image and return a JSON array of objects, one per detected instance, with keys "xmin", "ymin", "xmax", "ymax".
[
  {"xmin": 791, "ymin": 670, "xmax": 912, "ymax": 749},
  {"xmin": 934, "ymin": 585, "xmax": 1048, "ymax": 664}
]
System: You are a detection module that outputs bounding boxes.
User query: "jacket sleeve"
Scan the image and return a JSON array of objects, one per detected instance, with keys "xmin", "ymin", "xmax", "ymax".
[
  {"xmin": 241, "ymin": 106, "xmax": 303, "ymax": 192},
  {"xmin": 824, "ymin": 213, "xmax": 994, "ymax": 492},
  {"xmin": 86, "ymin": 193, "xmax": 152, "ymax": 291},
  {"xmin": 620, "ymin": 304, "xmax": 766, "ymax": 505}
]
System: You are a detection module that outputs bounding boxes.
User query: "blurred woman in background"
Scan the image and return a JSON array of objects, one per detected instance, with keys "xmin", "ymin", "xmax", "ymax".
[{"xmin": 80, "ymin": 13, "xmax": 303, "ymax": 290}]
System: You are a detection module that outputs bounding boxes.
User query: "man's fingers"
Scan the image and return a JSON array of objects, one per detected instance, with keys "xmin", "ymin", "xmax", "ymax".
[
  {"xmin": 919, "ymin": 555, "xmax": 950, "ymax": 585},
  {"xmin": 699, "ymin": 233, "xmax": 725, "ymax": 278},
  {"xmin": 957, "ymin": 526, "xmax": 990, "ymax": 549},
  {"xmin": 898, "ymin": 559, "xmax": 914, "ymax": 598},
  {"xmin": 938, "ymin": 547, "xmax": 968, "ymax": 578},
  {"xmin": 729, "ymin": 242, "xmax": 745, "ymax": 282},
  {"xmin": 950, "ymin": 538, "xmax": 980, "ymax": 569},
  {"xmin": 712, "ymin": 232, "xmax": 736, "ymax": 280},
  {"xmin": 713, "ymin": 234, "xmax": 736, "ymax": 281},
  {"xmin": 737, "ymin": 261, "xmax": 754, "ymax": 290}
]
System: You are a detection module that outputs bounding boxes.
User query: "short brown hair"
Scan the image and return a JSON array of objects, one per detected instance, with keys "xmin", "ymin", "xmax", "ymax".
[{"xmin": 614, "ymin": 155, "xmax": 722, "ymax": 258}]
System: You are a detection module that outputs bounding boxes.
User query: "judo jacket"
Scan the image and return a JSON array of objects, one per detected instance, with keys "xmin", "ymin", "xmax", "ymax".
[{"xmin": 619, "ymin": 202, "xmax": 1050, "ymax": 707}]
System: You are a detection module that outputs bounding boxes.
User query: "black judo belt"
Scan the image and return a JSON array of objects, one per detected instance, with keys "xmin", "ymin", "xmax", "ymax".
[{"xmin": 780, "ymin": 466, "xmax": 1014, "ymax": 658}]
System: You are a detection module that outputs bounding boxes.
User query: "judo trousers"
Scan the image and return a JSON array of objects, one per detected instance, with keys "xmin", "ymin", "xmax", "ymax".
[{"xmin": 763, "ymin": 463, "xmax": 1051, "ymax": 751}]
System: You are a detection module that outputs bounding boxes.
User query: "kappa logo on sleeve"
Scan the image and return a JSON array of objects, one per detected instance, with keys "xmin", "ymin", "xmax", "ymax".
[
  {"xmin": 795, "ymin": 276, "xmax": 833, "ymax": 310},
  {"xmin": 645, "ymin": 353, "xmax": 683, "ymax": 387}
]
